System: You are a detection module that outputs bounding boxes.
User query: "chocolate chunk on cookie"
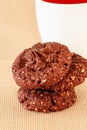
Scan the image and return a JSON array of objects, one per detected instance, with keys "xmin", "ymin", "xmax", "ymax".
[
  {"xmin": 49, "ymin": 53, "xmax": 87, "ymax": 91},
  {"xmin": 17, "ymin": 88, "xmax": 76, "ymax": 113},
  {"xmin": 12, "ymin": 42, "xmax": 72, "ymax": 89}
]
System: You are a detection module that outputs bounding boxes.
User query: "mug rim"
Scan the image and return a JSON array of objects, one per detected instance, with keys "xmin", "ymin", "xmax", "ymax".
[{"xmin": 42, "ymin": 0, "xmax": 87, "ymax": 5}]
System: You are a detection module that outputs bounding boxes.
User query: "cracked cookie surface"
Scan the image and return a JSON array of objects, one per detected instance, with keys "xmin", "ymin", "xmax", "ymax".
[{"xmin": 12, "ymin": 42, "xmax": 72, "ymax": 89}]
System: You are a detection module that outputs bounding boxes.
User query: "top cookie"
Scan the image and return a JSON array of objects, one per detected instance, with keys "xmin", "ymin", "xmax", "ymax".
[{"xmin": 12, "ymin": 42, "xmax": 72, "ymax": 89}]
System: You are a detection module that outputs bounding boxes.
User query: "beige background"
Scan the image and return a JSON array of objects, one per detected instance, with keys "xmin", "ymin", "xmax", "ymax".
[
  {"xmin": 0, "ymin": 0, "xmax": 87, "ymax": 130},
  {"xmin": 0, "ymin": 0, "xmax": 40, "ymax": 61}
]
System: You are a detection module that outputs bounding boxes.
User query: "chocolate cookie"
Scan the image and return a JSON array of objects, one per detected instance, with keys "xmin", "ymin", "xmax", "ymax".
[
  {"xmin": 17, "ymin": 88, "xmax": 76, "ymax": 113},
  {"xmin": 12, "ymin": 42, "xmax": 72, "ymax": 89},
  {"xmin": 49, "ymin": 53, "xmax": 87, "ymax": 91}
]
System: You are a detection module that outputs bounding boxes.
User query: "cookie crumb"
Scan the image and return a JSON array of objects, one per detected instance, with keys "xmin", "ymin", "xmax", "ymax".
[
  {"xmin": 81, "ymin": 68, "xmax": 85, "ymax": 73},
  {"xmin": 35, "ymin": 108, "xmax": 38, "ymax": 111}
]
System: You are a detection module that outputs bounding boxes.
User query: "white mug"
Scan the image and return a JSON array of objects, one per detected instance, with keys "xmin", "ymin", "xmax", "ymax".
[{"xmin": 35, "ymin": 0, "xmax": 87, "ymax": 57}]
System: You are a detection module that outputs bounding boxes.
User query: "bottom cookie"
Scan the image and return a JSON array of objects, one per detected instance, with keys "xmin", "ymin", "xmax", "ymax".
[{"xmin": 17, "ymin": 88, "xmax": 77, "ymax": 113}]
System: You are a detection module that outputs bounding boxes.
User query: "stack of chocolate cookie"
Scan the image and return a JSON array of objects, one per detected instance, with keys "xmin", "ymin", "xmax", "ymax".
[{"xmin": 12, "ymin": 42, "xmax": 87, "ymax": 112}]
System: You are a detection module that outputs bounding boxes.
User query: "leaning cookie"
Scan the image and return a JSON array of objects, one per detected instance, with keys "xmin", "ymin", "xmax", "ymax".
[
  {"xmin": 49, "ymin": 53, "xmax": 87, "ymax": 92},
  {"xmin": 12, "ymin": 42, "xmax": 72, "ymax": 89},
  {"xmin": 17, "ymin": 88, "xmax": 76, "ymax": 113},
  {"xmin": 72, "ymin": 53, "xmax": 87, "ymax": 78}
]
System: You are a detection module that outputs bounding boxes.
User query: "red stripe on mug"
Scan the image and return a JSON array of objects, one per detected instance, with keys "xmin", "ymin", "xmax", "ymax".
[{"xmin": 42, "ymin": 0, "xmax": 87, "ymax": 4}]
